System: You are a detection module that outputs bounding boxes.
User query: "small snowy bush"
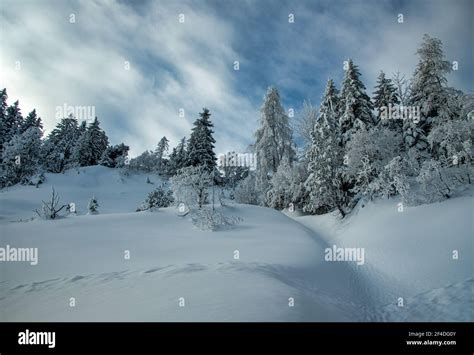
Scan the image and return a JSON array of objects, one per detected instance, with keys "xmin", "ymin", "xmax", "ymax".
[
  {"xmin": 191, "ymin": 207, "xmax": 242, "ymax": 231},
  {"xmin": 87, "ymin": 196, "xmax": 99, "ymax": 214},
  {"xmin": 137, "ymin": 185, "xmax": 174, "ymax": 211},
  {"xmin": 234, "ymin": 174, "xmax": 259, "ymax": 205}
]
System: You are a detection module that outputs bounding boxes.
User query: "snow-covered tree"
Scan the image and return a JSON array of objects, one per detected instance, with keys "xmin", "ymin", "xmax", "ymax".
[
  {"xmin": 234, "ymin": 173, "xmax": 259, "ymax": 205},
  {"xmin": 266, "ymin": 157, "xmax": 304, "ymax": 210},
  {"xmin": 345, "ymin": 125, "xmax": 401, "ymax": 200},
  {"xmin": 42, "ymin": 115, "xmax": 80, "ymax": 173},
  {"xmin": 72, "ymin": 117, "xmax": 109, "ymax": 166},
  {"xmin": 339, "ymin": 59, "xmax": 374, "ymax": 146},
  {"xmin": 295, "ymin": 100, "xmax": 318, "ymax": 154},
  {"xmin": 373, "ymin": 71, "xmax": 400, "ymax": 128},
  {"xmin": 127, "ymin": 150, "xmax": 158, "ymax": 172},
  {"xmin": 87, "ymin": 196, "xmax": 99, "ymax": 214},
  {"xmin": 137, "ymin": 185, "xmax": 174, "ymax": 211},
  {"xmin": 405, "ymin": 34, "xmax": 451, "ymax": 151},
  {"xmin": 1, "ymin": 126, "xmax": 42, "ymax": 186},
  {"xmin": 20, "ymin": 109, "xmax": 43, "ymax": 134},
  {"xmin": 254, "ymin": 87, "xmax": 296, "ymax": 200},
  {"xmin": 304, "ymin": 79, "xmax": 345, "ymax": 215},
  {"xmin": 170, "ymin": 165, "xmax": 212, "ymax": 209},
  {"xmin": 370, "ymin": 156, "xmax": 411, "ymax": 202},
  {"xmin": 167, "ymin": 137, "xmax": 187, "ymax": 176},
  {"xmin": 100, "ymin": 143, "xmax": 130, "ymax": 168},
  {"xmin": 154, "ymin": 136, "xmax": 169, "ymax": 173},
  {"xmin": 186, "ymin": 108, "xmax": 217, "ymax": 172}
]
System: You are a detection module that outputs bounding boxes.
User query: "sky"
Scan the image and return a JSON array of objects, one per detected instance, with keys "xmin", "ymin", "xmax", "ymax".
[{"xmin": 0, "ymin": 0, "xmax": 472, "ymax": 157}]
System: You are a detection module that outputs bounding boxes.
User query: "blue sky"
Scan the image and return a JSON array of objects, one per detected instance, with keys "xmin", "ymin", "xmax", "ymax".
[{"xmin": 1, "ymin": 0, "xmax": 472, "ymax": 156}]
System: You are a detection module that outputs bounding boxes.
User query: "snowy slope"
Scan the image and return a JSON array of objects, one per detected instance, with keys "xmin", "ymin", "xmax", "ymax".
[
  {"xmin": 289, "ymin": 194, "xmax": 473, "ymax": 321},
  {"xmin": 0, "ymin": 167, "xmax": 374, "ymax": 321},
  {"xmin": 0, "ymin": 166, "xmax": 472, "ymax": 321}
]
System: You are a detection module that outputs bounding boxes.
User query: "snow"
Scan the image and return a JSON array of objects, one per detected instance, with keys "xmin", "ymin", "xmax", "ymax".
[
  {"xmin": 289, "ymin": 194, "xmax": 473, "ymax": 321},
  {"xmin": 1, "ymin": 166, "xmax": 472, "ymax": 321}
]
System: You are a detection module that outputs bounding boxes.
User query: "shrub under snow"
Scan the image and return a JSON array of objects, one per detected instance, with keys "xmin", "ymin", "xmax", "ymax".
[{"xmin": 137, "ymin": 185, "xmax": 174, "ymax": 211}]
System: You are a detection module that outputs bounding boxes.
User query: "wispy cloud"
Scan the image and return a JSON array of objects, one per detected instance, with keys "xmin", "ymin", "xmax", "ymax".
[{"xmin": 1, "ymin": 0, "xmax": 471, "ymax": 156}]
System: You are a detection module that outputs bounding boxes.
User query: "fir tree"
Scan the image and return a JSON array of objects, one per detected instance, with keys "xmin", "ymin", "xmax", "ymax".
[
  {"xmin": 304, "ymin": 79, "xmax": 345, "ymax": 215},
  {"xmin": 167, "ymin": 137, "xmax": 187, "ymax": 176},
  {"xmin": 1, "ymin": 126, "xmax": 42, "ymax": 186},
  {"xmin": 154, "ymin": 136, "xmax": 169, "ymax": 172},
  {"xmin": 373, "ymin": 71, "xmax": 400, "ymax": 126},
  {"xmin": 87, "ymin": 196, "xmax": 99, "ymax": 214},
  {"xmin": 339, "ymin": 59, "xmax": 374, "ymax": 146},
  {"xmin": 73, "ymin": 117, "xmax": 109, "ymax": 166},
  {"xmin": 186, "ymin": 108, "xmax": 217, "ymax": 172},
  {"xmin": 42, "ymin": 114, "xmax": 80, "ymax": 172},
  {"xmin": 20, "ymin": 109, "xmax": 43, "ymax": 134}
]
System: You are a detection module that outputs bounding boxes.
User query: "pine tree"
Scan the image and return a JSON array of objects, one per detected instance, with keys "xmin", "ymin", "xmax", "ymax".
[
  {"xmin": 373, "ymin": 71, "xmax": 400, "ymax": 128},
  {"xmin": 100, "ymin": 143, "xmax": 130, "ymax": 168},
  {"xmin": 87, "ymin": 196, "xmax": 99, "ymax": 214},
  {"xmin": 254, "ymin": 87, "xmax": 295, "ymax": 201},
  {"xmin": 1, "ymin": 126, "xmax": 42, "ymax": 186},
  {"xmin": 42, "ymin": 114, "xmax": 80, "ymax": 172},
  {"xmin": 406, "ymin": 34, "xmax": 451, "ymax": 151},
  {"xmin": 167, "ymin": 137, "xmax": 187, "ymax": 176},
  {"xmin": 2, "ymin": 100, "xmax": 23, "ymax": 145},
  {"xmin": 0, "ymin": 89, "xmax": 9, "ymax": 162},
  {"xmin": 154, "ymin": 136, "xmax": 169, "ymax": 172},
  {"xmin": 186, "ymin": 108, "xmax": 217, "ymax": 172},
  {"xmin": 20, "ymin": 109, "xmax": 43, "ymax": 134},
  {"xmin": 73, "ymin": 117, "xmax": 109, "ymax": 166},
  {"xmin": 304, "ymin": 79, "xmax": 345, "ymax": 215},
  {"xmin": 339, "ymin": 59, "xmax": 374, "ymax": 146}
]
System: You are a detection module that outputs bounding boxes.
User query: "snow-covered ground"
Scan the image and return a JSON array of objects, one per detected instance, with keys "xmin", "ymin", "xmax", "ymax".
[{"xmin": 0, "ymin": 166, "xmax": 472, "ymax": 321}]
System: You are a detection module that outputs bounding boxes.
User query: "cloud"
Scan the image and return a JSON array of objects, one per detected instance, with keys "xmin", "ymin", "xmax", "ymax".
[{"xmin": 1, "ymin": 0, "xmax": 471, "ymax": 156}]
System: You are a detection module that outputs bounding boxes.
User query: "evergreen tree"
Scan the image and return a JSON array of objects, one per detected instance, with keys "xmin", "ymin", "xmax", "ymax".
[
  {"xmin": 167, "ymin": 137, "xmax": 187, "ymax": 176},
  {"xmin": 1, "ymin": 126, "xmax": 42, "ymax": 186},
  {"xmin": 154, "ymin": 136, "xmax": 169, "ymax": 172},
  {"xmin": 339, "ymin": 59, "xmax": 374, "ymax": 146},
  {"xmin": 73, "ymin": 117, "xmax": 109, "ymax": 166},
  {"xmin": 254, "ymin": 87, "xmax": 295, "ymax": 201},
  {"xmin": 186, "ymin": 108, "xmax": 217, "ymax": 172},
  {"xmin": 373, "ymin": 71, "xmax": 400, "ymax": 127},
  {"xmin": 87, "ymin": 196, "xmax": 99, "ymax": 214},
  {"xmin": 2, "ymin": 100, "xmax": 23, "ymax": 145},
  {"xmin": 20, "ymin": 109, "xmax": 43, "ymax": 134},
  {"xmin": 405, "ymin": 34, "xmax": 451, "ymax": 151},
  {"xmin": 304, "ymin": 79, "xmax": 345, "ymax": 215},
  {"xmin": 42, "ymin": 114, "xmax": 80, "ymax": 172},
  {"xmin": 100, "ymin": 143, "xmax": 130, "ymax": 168}
]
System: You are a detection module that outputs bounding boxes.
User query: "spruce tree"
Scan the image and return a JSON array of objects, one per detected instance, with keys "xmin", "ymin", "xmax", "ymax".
[
  {"xmin": 154, "ymin": 136, "xmax": 169, "ymax": 172},
  {"xmin": 339, "ymin": 59, "xmax": 374, "ymax": 146},
  {"xmin": 73, "ymin": 117, "xmax": 109, "ymax": 166},
  {"xmin": 373, "ymin": 71, "xmax": 400, "ymax": 124},
  {"xmin": 20, "ymin": 109, "xmax": 43, "ymax": 133},
  {"xmin": 304, "ymin": 79, "xmax": 345, "ymax": 215},
  {"xmin": 186, "ymin": 108, "xmax": 217, "ymax": 172},
  {"xmin": 42, "ymin": 114, "xmax": 80, "ymax": 172}
]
